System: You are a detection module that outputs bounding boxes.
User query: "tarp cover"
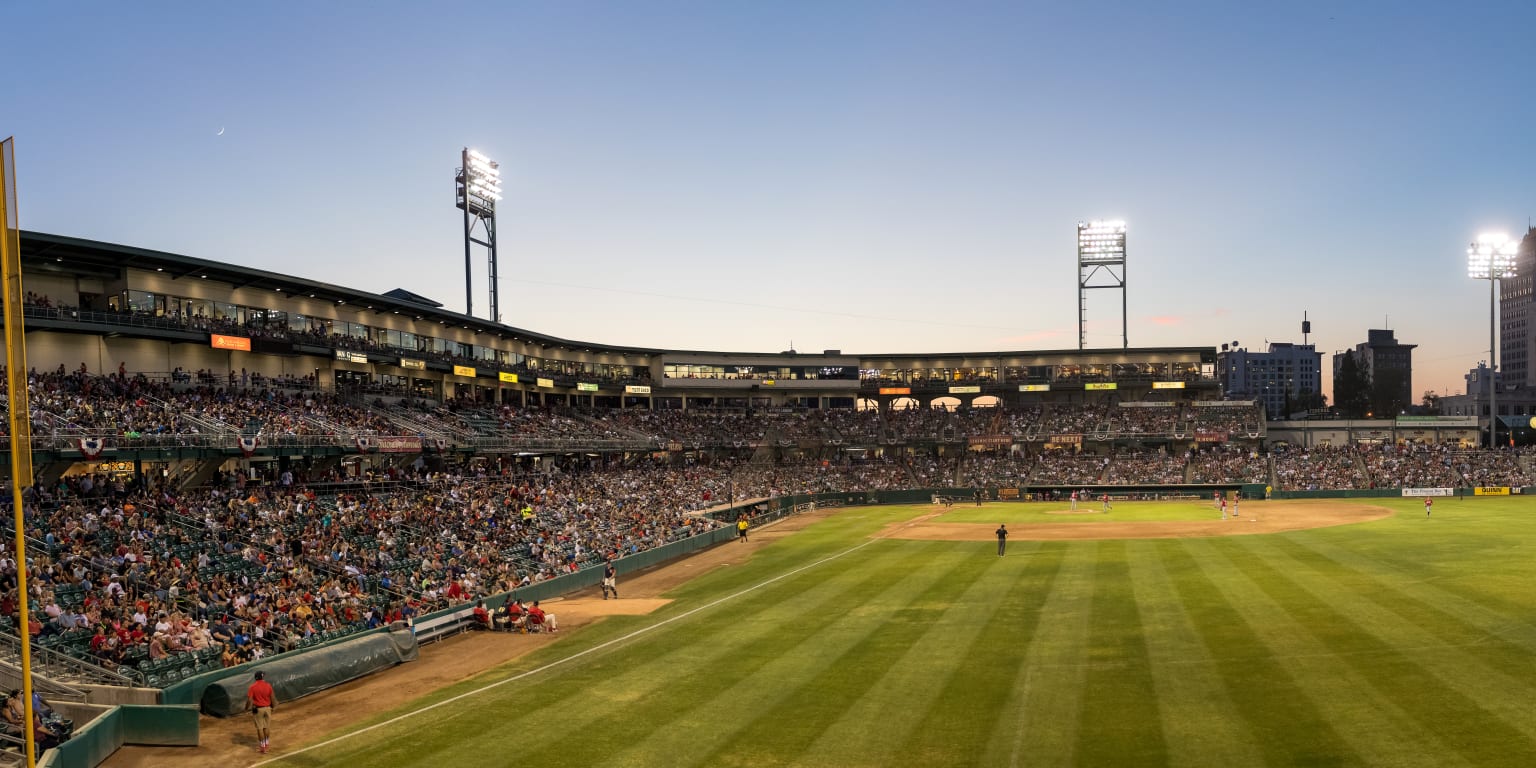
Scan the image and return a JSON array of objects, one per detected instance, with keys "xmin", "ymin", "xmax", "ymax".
[{"xmin": 201, "ymin": 628, "xmax": 419, "ymax": 717}]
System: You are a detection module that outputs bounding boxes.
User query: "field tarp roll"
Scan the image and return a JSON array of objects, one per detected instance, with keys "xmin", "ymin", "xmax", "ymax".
[{"xmin": 200, "ymin": 628, "xmax": 419, "ymax": 717}]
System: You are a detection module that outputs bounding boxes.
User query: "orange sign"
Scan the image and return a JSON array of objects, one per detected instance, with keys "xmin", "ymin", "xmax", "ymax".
[
  {"xmin": 878, "ymin": 387, "xmax": 911, "ymax": 395},
  {"xmin": 211, "ymin": 334, "xmax": 251, "ymax": 351}
]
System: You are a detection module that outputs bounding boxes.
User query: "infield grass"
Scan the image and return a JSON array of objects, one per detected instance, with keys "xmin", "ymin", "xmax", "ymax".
[{"xmin": 268, "ymin": 497, "xmax": 1536, "ymax": 768}]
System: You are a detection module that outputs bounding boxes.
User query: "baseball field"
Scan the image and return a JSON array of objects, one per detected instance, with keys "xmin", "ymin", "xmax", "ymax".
[{"xmin": 252, "ymin": 496, "xmax": 1536, "ymax": 767}]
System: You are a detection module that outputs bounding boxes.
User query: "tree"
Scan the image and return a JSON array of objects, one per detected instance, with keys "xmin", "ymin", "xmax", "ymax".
[{"xmin": 1333, "ymin": 351, "xmax": 1372, "ymax": 419}]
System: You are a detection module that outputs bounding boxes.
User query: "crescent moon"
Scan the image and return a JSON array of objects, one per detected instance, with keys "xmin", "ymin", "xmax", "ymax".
[{"xmin": 217, "ymin": 127, "xmax": 225, "ymax": 136}]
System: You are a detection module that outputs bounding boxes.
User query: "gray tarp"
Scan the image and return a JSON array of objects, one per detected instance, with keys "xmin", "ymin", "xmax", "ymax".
[{"xmin": 201, "ymin": 628, "xmax": 419, "ymax": 717}]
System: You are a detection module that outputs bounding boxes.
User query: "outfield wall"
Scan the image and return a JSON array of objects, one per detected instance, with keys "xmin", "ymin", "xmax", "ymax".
[{"xmin": 38, "ymin": 704, "xmax": 198, "ymax": 768}]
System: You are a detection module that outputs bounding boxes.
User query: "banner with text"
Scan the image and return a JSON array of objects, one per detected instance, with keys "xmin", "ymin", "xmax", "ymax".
[
  {"xmin": 1401, "ymin": 487, "xmax": 1454, "ymax": 497},
  {"xmin": 211, "ymin": 334, "xmax": 251, "ymax": 351},
  {"xmin": 377, "ymin": 436, "xmax": 424, "ymax": 453}
]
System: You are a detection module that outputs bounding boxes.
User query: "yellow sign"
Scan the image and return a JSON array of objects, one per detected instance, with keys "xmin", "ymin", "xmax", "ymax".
[
  {"xmin": 949, "ymin": 385, "xmax": 981, "ymax": 394},
  {"xmin": 1085, "ymin": 382, "xmax": 1118, "ymax": 391},
  {"xmin": 1152, "ymin": 381, "xmax": 1186, "ymax": 390},
  {"xmin": 498, "ymin": 372, "xmax": 518, "ymax": 383},
  {"xmin": 1474, "ymin": 487, "xmax": 1511, "ymax": 496},
  {"xmin": 1018, "ymin": 384, "xmax": 1050, "ymax": 392},
  {"xmin": 762, "ymin": 379, "xmax": 775, "ymax": 386},
  {"xmin": 537, "ymin": 377, "xmax": 555, "ymax": 388},
  {"xmin": 453, "ymin": 365, "xmax": 476, "ymax": 377}
]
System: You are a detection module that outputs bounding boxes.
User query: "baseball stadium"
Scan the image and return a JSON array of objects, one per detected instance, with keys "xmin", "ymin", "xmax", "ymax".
[{"xmin": 0, "ymin": 219, "xmax": 1534, "ymax": 768}]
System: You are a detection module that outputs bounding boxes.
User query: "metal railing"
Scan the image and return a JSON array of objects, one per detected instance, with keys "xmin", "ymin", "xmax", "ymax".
[{"xmin": 0, "ymin": 632, "xmax": 134, "ymax": 689}]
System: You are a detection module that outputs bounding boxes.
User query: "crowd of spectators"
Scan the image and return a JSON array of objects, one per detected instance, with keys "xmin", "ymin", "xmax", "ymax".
[
  {"xmin": 1272, "ymin": 445, "xmax": 1368, "ymax": 491},
  {"xmin": 1186, "ymin": 444, "xmax": 1270, "ymax": 484},
  {"xmin": 1102, "ymin": 449, "xmax": 1187, "ymax": 484}
]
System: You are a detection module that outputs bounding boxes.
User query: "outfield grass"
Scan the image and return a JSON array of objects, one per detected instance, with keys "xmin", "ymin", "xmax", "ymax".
[{"xmin": 270, "ymin": 497, "xmax": 1536, "ymax": 767}]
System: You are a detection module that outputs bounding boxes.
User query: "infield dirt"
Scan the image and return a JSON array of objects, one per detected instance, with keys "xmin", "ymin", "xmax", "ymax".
[{"xmin": 879, "ymin": 499, "xmax": 1393, "ymax": 542}]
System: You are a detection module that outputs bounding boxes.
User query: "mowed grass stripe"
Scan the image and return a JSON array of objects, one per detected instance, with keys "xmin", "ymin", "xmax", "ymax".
[
  {"xmin": 1267, "ymin": 532, "xmax": 1536, "ymax": 679},
  {"xmin": 893, "ymin": 542, "xmax": 1066, "ymax": 765},
  {"xmin": 1232, "ymin": 536, "xmax": 1536, "ymax": 763},
  {"xmin": 295, "ymin": 538, "xmax": 917, "ymax": 768},
  {"xmin": 1182, "ymin": 538, "xmax": 1467, "ymax": 767},
  {"xmin": 983, "ymin": 540, "xmax": 1100, "ymax": 767},
  {"xmin": 509, "ymin": 542, "xmax": 927, "ymax": 767},
  {"xmin": 790, "ymin": 542, "xmax": 1053, "ymax": 768},
  {"xmin": 1075, "ymin": 540, "xmax": 1168, "ymax": 765},
  {"xmin": 1125, "ymin": 540, "xmax": 1262, "ymax": 768},
  {"xmin": 1283, "ymin": 532, "xmax": 1536, "ymax": 655},
  {"xmin": 594, "ymin": 545, "xmax": 984, "ymax": 768},
  {"xmin": 1159, "ymin": 541, "xmax": 1357, "ymax": 766}
]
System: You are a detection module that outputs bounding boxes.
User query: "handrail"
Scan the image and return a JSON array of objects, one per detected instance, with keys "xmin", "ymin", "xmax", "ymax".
[{"xmin": 0, "ymin": 631, "xmax": 133, "ymax": 689}]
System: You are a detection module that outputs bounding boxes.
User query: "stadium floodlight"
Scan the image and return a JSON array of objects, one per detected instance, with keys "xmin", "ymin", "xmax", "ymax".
[
  {"xmin": 456, "ymin": 148, "xmax": 504, "ymax": 322},
  {"xmin": 1467, "ymin": 232, "xmax": 1519, "ymax": 448},
  {"xmin": 1076, "ymin": 219, "xmax": 1128, "ymax": 349}
]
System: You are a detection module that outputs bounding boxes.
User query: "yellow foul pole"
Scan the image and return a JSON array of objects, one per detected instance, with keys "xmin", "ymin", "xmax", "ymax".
[{"xmin": 1, "ymin": 136, "xmax": 38, "ymax": 768}]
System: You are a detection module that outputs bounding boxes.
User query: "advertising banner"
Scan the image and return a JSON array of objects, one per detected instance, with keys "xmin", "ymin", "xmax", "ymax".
[
  {"xmin": 377, "ymin": 436, "xmax": 424, "ymax": 453},
  {"xmin": 1085, "ymin": 382, "xmax": 1117, "ymax": 391},
  {"xmin": 1050, "ymin": 434, "xmax": 1083, "ymax": 444},
  {"xmin": 949, "ymin": 385, "xmax": 981, "ymax": 394},
  {"xmin": 210, "ymin": 334, "xmax": 251, "ymax": 351},
  {"xmin": 453, "ymin": 365, "xmax": 476, "ymax": 377},
  {"xmin": 537, "ymin": 377, "xmax": 555, "ymax": 388},
  {"xmin": 1474, "ymin": 487, "xmax": 1511, "ymax": 496},
  {"xmin": 1401, "ymin": 487, "xmax": 1454, "ymax": 497},
  {"xmin": 400, "ymin": 358, "xmax": 425, "ymax": 370},
  {"xmin": 878, "ymin": 387, "xmax": 911, "ymax": 395},
  {"xmin": 498, "ymin": 372, "xmax": 518, "ymax": 383},
  {"xmin": 1195, "ymin": 430, "xmax": 1228, "ymax": 443},
  {"xmin": 1019, "ymin": 384, "xmax": 1050, "ymax": 392},
  {"xmin": 577, "ymin": 382, "xmax": 599, "ymax": 392},
  {"xmin": 625, "ymin": 385, "xmax": 651, "ymax": 394},
  {"xmin": 1152, "ymin": 381, "xmax": 1185, "ymax": 390},
  {"xmin": 968, "ymin": 435, "xmax": 1012, "ymax": 447}
]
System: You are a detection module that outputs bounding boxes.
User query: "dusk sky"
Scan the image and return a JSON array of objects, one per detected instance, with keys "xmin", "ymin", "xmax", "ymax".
[{"xmin": 4, "ymin": 1, "xmax": 1533, "ymax": 400}]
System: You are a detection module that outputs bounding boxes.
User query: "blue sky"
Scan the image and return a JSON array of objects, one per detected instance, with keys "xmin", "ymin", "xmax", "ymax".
[{"xmin": 4, "ymin": 1, "xmax": 1533, "ymax": 400}]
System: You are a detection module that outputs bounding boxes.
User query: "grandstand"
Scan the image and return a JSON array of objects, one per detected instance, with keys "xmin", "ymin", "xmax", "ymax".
[{"xmin": 1, "ymin": 230, "xmax": 1532, "ymax": 765}]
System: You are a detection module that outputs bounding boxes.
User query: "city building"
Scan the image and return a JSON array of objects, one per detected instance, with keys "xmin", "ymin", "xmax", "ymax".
[
  {"xmin": 1498, "ymin": 227, "xmax": 1536, "ymax": 389},
  {"xmin": 1217, "ymin": 342, "xmax": 1322, "ymax": 419},
  {"xmin": 1332, "ymin": 329, "xmax": 1416, "ymax": 415}
]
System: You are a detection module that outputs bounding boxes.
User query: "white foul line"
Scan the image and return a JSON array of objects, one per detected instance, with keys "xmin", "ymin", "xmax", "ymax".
[{"xmin": 251, "ymin": 535, "xmax": 882, "ymax": 766}]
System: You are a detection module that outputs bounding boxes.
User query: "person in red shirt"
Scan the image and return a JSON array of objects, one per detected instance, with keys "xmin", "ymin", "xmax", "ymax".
[
  {"xmin": 526, "ymin": 601, "xmax": 558, "ymax": 633},
  {"xmin": 471, "ymin": 600, "xmax": 490, "ymax": 630},
  {"xmin": 247, "ymin": 670, "xmax": 276, "ymax": 754}
]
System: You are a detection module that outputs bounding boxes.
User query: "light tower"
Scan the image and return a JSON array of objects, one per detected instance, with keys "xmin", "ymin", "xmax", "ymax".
[
  {"xmin": 455, "ymin": 148, "xmax": 502, "ymax": 320},
  {"xmin": 1467, "ymin": 232, "xmax": 1519, "ymax": 448},
  {"xmin": 1077, "ymin": 219, "xmax": 1127, "ymax": 349}
]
